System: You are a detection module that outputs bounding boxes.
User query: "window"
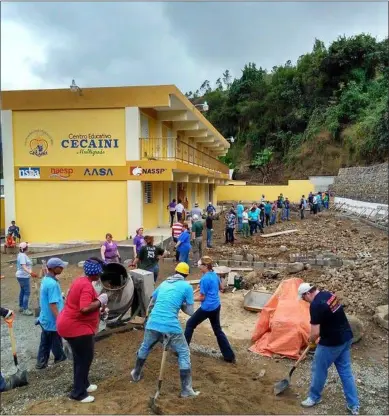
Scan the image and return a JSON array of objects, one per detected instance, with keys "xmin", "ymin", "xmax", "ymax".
[{"xmin": 144, "ymin": 182, "xmax": 152, "ymax": 204}]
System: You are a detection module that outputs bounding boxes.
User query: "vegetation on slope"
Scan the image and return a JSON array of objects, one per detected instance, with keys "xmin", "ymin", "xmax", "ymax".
[{"xmin": 186, "ymin": 34, "xmax": 389, "ymax": 182}]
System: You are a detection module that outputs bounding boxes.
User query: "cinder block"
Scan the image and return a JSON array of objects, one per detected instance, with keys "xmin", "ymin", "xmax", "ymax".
[
  {"xmin": 232, "ymin": 254, "xmax": 244, "ymax": 261},
  {"xmin": 276, "ymin": 263, "xmax": 287, "ymax": 268},
  {"xmin": 246, "ymin": 254, "xmax": 254, "ymax": 262},
  {"xmin": 308, "ymin": 259, "xmax": 317, "ymax": 265},
  {"xmin": 130, "ymin": 269, "xmax": 154, "ymax": 310},
  {"xmin": 317, "ymin": 259, "xmax": 324, "ymax": 266},
  {"xmin": 230, "ymin": 260, "xmax": 241, "ymax": 267},
  {"xmin": 240, "ymin": 261, "xmax": 250, "ymax": 267},
  {"xmin": 252, "ymin": 255, "xmax": 260, "ymax": 262},
  {"xmin": 253, "ymin": 262, "xmax": 265, "ymax": 269},
  {"xmin": 218, "ymin": 259, "xmax": 229, "ymax": 266},
  {"xmin": 265, "ymin": 262, "xmax": 276, "ymax": 268},
  {"xmin": 316, "ymin": 254, "xmax": 324, "ymax": 260},
  {"xmin": 164, "ymin": 257, "xmax": 174, "ymax": 263},
  {"xmin": 323, "ymin": 259, "xmax": 331, "ymax": 266}
]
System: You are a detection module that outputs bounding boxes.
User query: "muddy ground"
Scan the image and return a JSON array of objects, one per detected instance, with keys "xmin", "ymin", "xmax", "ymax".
[{"xmin": 0, "ymin": 211, "xmax": 388, "ymax": 415}]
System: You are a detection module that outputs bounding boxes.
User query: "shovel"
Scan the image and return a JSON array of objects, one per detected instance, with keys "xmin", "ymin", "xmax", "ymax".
[
  {"xmin": 149, "ymin": 335, "xmax": 171, "ymax": 413},
  {"xmin": 5, "ymin": 318, "xmax": 28, "ymax": 389},
  {"xmin": 273, "ymin": 345, "xmax": 310, "ymax": 396}
]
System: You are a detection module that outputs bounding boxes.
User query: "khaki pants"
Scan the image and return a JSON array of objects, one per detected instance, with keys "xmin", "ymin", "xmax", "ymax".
[{"xmin": 192, "ymin": 237, "xmax": 203, "ymax": 266}]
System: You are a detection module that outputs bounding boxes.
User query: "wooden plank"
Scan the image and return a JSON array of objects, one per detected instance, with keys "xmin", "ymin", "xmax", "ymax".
[
  {"xmin": 230, "ymin": 268, "xmax": 253, "ymax": 272},
  {"xmin": 260, "ymin": 229, "xmax": 298, "ymax": 238}
]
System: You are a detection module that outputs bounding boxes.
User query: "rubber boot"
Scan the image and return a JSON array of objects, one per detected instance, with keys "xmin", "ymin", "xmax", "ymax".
[
  {"xmin": 179, "ymin": 369, "xmax": 200, "ymax": 398},
  {"xmin": 130, "ymin": 357, "xmax": 146, "ymax": 382}
]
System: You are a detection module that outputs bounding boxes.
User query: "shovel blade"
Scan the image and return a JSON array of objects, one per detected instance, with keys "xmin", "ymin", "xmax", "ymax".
[
  {"xmin": 273, "ymin": 377, "xmax": 290, "ymax": 396},
  {"xmin": 8, "ymin": 369, "xmax": 28, "ymax": 389}
]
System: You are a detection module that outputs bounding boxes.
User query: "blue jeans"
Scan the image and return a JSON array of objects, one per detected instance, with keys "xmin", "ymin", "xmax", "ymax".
[
  {"xmin": 145, "ymin": 264, "xmax": 159, "ymax": 283},
  {"xmin": 137, "ymin": 329, "xmax": 191, "ymax": 370},
  {"xmin": 179, "ymin": 248, "xmax": 190, "ymax": 264},
  {"xmin": 0, "ymin": 373, "xmax": 6, "ymax": 392},
  {"xmin": 237, "ymin": 216, "xmax": 243, "ymax": 232},
  {"xmin": 185, "ymin": 305, "xmax": 235, "ymax": 362},
  {"xmin": 270, "ymin": 213, "xmax": 276, "ymax": 225},
  {"xmin": 309, "ymin": 339, "xmax": 359, "ymax": 408},
  {"xmin": 17, "ymin": 277, "xmax": 31, "ymax": 310},
  {"xmin": 37, "ymin": 328, "xmax": 67, "ymax": 368},
  {"xmin": 206, "ymin": 229, "xmax": 213, "ymax": 247},
  {"xmin": 284, "ymin": 208, "xmax": 290, "ymax": 220}
]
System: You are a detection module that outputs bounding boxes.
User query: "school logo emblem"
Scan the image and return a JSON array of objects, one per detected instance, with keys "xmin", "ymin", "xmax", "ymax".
[
  {"xmin": 25, "ymin": 130, "xmax": 53, "ymax": 157},
  {"xmin": 131, "ymin": 166, "xmax": 143, "ymax": 176}
]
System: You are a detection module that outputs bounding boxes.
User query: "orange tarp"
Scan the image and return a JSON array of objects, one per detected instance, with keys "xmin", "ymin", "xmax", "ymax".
[{"xmin": 249, "ymin": 278, "xmax": 311, "ymax": 360}]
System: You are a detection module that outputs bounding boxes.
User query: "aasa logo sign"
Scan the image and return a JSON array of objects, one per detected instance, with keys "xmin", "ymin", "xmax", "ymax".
[
  {"xmin": 130, "ymin": 167, "xmax": 167, "ymax": 176},
  {"xmin": 84, "ymin": 168, "xmax": 113, "ymax": 176},
  {"xmin": 25, "ymin": 130, "xmax": 53, "ymax": 157},
  {"xmin": 19, "ymin": 167, "xmax": 41, "ymax": 179},
  {"xmin": 50, "ymin": 168, "xmax": 74, "ymax": 180}
]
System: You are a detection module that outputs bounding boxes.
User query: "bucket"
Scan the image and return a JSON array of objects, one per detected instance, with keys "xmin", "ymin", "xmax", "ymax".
[{"xmin": 234, "ymin": 275, "xmax": 243, "ymax": 289}]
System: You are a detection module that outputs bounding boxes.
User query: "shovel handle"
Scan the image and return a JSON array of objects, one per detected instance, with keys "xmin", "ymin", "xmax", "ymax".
[
  {"xmin": 6, "ymin": 322, "xmax": 19, "ymax": 366},
  {"xmin": 293, "ymin": 345, "xmax": 311, "ymax": 369}
]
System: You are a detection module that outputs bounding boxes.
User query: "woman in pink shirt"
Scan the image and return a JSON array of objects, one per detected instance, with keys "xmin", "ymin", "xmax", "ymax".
[{"xmin": 57, "ymin": 258, "xmax": 108, "ymax": 403}]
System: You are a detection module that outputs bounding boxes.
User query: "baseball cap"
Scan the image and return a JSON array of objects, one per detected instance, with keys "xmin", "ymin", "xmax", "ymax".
[
  {"xmin": 194, "ymin": 202, "xmax": 199, "ymax": 207},
  {"xmin": 19, "ymin": 242, "xmax": 28, "ymax": 249},
  {"xmin": 297, "ymin": 282, "xmax": 314, "ymax": 300},
  {"xmin": 47, "ymin": 257, "xmax": 68, "ymax": 269}
]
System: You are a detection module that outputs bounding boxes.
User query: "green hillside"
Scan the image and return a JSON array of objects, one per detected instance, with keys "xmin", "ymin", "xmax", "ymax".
[{"xmin": 186, "ymin": 34, "xmax": 388, "ymax": 183}]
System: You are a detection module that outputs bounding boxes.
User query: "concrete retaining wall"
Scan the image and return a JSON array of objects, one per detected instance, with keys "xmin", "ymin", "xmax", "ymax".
[{"xmin": 330, "ymin": 163, "xmax": 388, "ymax": 204}]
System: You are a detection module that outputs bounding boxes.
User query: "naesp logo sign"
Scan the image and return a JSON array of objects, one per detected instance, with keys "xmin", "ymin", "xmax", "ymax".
[
  {"xmin": 25, "ymin": 130, "xmax": 53, "ymax": 157},
  {"xmin": 84, "ymin": 168, "xmax": 113, "ymax": 176},
  {"xmin": 50, "ymin": 168, "xmax": 74, "ymax": 180},
  {"xmin": 130, "ymin": 167, "xmax": 167, "ymax": 176},
  {"xmin": 19, "ymin": 167, "xmax": 41, "ymax": 179}
]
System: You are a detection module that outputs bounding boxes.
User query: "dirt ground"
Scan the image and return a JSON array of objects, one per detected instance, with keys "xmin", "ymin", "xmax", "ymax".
[{"xmin": 1, "ymin": 211, "xmax": 388, "ymax": 415}]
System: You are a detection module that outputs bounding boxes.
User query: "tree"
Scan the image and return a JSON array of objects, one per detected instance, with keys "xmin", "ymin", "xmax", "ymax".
[
  {"xmin": 222, "ymin": 70, "xmax": 232, "ymax": 88},
  {"xmin": 251, "ymin": 147, "xmax": 274, "ymax": 183}
]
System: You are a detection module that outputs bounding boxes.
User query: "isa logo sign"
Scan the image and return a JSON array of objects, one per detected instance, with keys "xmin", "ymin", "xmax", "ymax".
[{"xmin": 19, "ymin": 167, "xmax": 41, "ymax": 179}]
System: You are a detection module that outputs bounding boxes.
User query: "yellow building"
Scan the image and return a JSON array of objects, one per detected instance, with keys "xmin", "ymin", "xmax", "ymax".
[{"xmin": 2, "ymin": 85, "xmax": 230, "ymax": 243}]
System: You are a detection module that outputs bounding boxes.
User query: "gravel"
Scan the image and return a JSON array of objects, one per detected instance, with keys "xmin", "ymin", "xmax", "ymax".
[{"xmin": 1, "ymin": 314, "xmax": 41, "ymax": 376}]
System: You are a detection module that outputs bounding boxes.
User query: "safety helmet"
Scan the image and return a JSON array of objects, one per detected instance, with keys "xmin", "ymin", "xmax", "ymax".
[{"xmin": 175, "ymin": 262, "xmax": 190, "ymax": 275}]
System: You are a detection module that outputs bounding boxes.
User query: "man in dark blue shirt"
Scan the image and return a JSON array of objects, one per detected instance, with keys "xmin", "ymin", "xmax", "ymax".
[{"xmin": 298, "ymin": 283, "xmax": 359, "ymax": 415}]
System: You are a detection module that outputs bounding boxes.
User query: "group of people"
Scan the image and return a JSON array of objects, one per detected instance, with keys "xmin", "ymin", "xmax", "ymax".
[{"xmin": 3, "ymin": 221, "xmax": 21, "ymax": 254}]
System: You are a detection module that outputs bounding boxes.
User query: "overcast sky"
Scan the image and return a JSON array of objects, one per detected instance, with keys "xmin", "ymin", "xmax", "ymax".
[{"xmin": 1, "ymin": 1, "xmax": 387, "ymax": 93}]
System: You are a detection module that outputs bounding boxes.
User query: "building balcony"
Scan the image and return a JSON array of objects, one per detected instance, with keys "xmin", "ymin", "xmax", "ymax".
[{"xmin": 139, "ymin": 137, "xmax": 230, "ymax": 175}]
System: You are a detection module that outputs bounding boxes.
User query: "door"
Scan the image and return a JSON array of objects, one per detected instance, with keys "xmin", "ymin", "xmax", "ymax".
[
  {"xmin": 140, "ymin": 114, "xmax": 150, "ymax": 158},
  {"xmin": 167, "ymin": 128, "xmax": 174, "ymax": 159}
]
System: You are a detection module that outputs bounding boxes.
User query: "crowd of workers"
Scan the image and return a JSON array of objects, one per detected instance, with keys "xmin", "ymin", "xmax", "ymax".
[{"xmin": 1, "ymin": 189, "xmax": 361, "ymax": 415}]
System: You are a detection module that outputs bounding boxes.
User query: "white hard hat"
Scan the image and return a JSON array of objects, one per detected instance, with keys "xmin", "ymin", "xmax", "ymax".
[{"xmin": 297, "ymin": 282, "xmax": 314, "ymax": 299}]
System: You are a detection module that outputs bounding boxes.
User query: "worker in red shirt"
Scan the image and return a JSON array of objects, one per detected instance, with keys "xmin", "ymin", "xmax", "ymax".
[{"xmin": 57, "ymin": 258, "xmax": 108, "ymax": 404}]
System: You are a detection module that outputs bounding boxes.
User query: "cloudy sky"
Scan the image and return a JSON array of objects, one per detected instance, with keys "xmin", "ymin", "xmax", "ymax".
[{"xmin": 1, "ymin": 1, "xmax": 387, "ymax": 93}]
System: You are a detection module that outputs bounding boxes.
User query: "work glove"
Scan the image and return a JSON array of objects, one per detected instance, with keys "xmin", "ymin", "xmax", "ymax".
[
  {"xmin": 4, "ymin": 309, "xmax": 14, "ymax": 320},
  {"xmin": 98, "ymin": 293, "xmax": 108, "ymax": 306},
  {"xmin": 31, "ymin": 272, "xmax": 38, "ymax": 278},
  {"xmin": 100, "ymin": 307, "xmax": 109, "ymax": 321}
]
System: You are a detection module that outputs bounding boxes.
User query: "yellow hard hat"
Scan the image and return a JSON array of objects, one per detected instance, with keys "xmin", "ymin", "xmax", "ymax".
[{"xmin": 175, "ymin": 262, "xmax": 190, "ymax": 275}]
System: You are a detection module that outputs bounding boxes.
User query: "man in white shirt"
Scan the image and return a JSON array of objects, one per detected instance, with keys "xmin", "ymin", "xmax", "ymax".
[{"xmin": 175, "ymin": 199, "xmax": 185, "ymax": 221}]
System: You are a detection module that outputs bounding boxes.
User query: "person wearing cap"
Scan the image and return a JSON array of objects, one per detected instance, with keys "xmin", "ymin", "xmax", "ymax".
[
  {"xmin": 131, "ymin": 262, "xmax": 199, "ymax": 398},
  {"xmin": 36, "ymin": 258, "xmax": 68, "ymax": 370},
  {"xmin": 191, "ymin": 215, "xmax": 203, "ymax": 267},
  {"xmin": 16, "ymin": 242, "xmax": 37, "ymax": 316},
  {"xmin": 206, "ymin": 201, "xmax": 216, "ymax": 216},
  {"xmin": 57, "ymin": 258, "xmax": 109, "ymax": 403},
  {"xmin": 190, "ymin": 202, "xmax": 203, "ymax": 220},
  {"xmin": 298, "ymin": 283, "xmax": 359, "ymax": 415},
  {"xmin": 185, "ymin": 256, "xmax": 236, "ymax": 364}
]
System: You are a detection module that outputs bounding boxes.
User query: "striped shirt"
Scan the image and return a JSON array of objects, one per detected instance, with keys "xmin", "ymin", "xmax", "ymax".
[{"xmin": 172, "ymin": 222, "xmax": 184, "ymax": 238}]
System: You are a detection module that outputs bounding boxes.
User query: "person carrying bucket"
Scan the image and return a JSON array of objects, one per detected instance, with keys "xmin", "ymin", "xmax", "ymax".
[
  {"xmin": 130, "ymin": 262, "xmax": 200, "ymax": 398},
  {"xmin": 132, "ymin": 236, "xmax": 165, "ymax": 283}
]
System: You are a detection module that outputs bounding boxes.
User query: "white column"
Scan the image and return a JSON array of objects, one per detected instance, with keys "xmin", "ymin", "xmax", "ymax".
[
  {"xmin": 125, "ymin": 107, "xmax": 142, "ymax": 238},
  {"xmin": 1, "ymin": 110, "xmax": 16, "ymax": 226},
  {"xmin": 127, "ymin": 181, "xmax": 143, "ymax": 238},
  {"xmin": 125, "ymin": 107, "xmax": 140, "ymax": 160}
]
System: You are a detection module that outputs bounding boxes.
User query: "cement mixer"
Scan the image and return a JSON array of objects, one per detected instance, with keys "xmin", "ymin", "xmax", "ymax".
[{"xmin": 93, "ymin": 262, "xmax": 154, "ymax": 331}]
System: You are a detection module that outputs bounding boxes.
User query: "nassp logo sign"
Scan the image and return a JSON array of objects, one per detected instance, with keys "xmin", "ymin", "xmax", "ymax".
[{"xmin": 130, "ymin": 167, "xmax": 167, "ymax": 175}]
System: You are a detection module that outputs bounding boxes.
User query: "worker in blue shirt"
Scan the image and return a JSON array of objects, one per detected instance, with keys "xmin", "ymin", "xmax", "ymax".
[
  {"xmin": 236, "ymin": 201, "xmax": 244, "ymax": 232},
  {"xmin": 131, "ymin": 262, "xmax": 199, "ymax": 398},
  {"xmin": 36, "ymin": 257, "xmax": 68, "ymax": 369}
]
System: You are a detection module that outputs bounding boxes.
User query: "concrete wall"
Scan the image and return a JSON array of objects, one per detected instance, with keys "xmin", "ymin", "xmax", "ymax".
[
  {"xmin": 0, "ymin": 197, "xmax": 4, "ymax": 232},
  {"xmin": 330, "ymin": 163, "xmax": 388, "ymax": 204},
  {"xmin": 308, "ymin": 176, "xmax": 335, "ymax": 193},
  {"xmin": 216, "ymin": 180, "xmax": 315, "ymax": 203}
]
